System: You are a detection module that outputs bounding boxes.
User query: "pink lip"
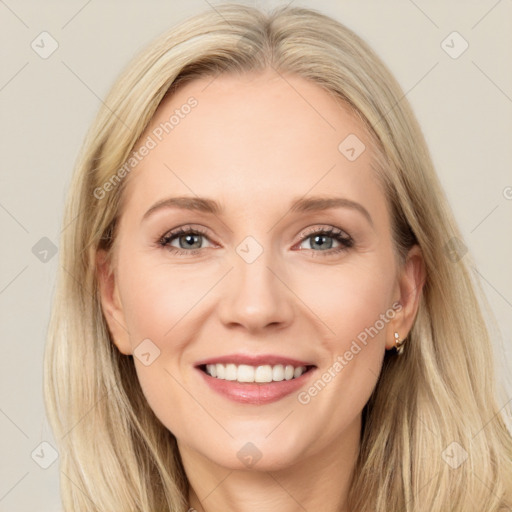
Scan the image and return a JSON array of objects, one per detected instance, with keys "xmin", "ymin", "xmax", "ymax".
[
  {"xmin": 195, "ymin": 353, "xmax": 314, "ymax": 367},
  {"xmin": 197, "ymin": 369, "xmax": 315, "ymax": 404}
]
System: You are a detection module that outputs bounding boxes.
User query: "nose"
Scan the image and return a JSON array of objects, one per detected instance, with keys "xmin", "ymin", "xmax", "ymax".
[{"xmin": 216, "ymin": 246, "xmax": 295, "ymax": 334}]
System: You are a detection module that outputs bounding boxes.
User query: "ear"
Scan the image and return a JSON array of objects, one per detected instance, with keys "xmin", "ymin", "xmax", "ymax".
[
  {"xmin": 96, "ymin": 249, "xmax": 132, "ymax": 355},
  {"xmin": 386, "ymin": 244, "xmax": 426, "ymax": 350}
]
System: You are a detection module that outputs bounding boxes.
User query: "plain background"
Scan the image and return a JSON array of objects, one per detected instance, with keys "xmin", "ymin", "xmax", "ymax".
[{"xmin": 1, "ymin": 0, "xmax": 511, "ymax": 510}]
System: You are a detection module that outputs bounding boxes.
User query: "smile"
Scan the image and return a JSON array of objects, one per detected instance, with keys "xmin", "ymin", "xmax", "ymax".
[
  {"xmin": 203, "ymin": 363, "xmax": 312, "ymax": 383},
  {"xmin": 195, "ymin": 355, "xmax": 317, "ymax": 404}
]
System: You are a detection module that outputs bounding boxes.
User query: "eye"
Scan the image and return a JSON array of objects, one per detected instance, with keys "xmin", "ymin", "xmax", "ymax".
[
  {"xmin": 158, "ymin": 226, "xmax": 214, "ymax": 255},
  {"xmin": 296, "ymin": 226, "xmax": 354, "ymax": 256},
  {"xmin": 157, "ymin": 225, "xmax": 354, "ymax": 258}
]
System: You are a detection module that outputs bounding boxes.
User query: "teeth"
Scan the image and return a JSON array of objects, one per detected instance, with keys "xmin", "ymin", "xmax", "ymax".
[
  {"xmin": 272, "ymin": 364, "xmax": 284, "ymax": 382},
  {"xmin": 225, "ymin": 364, "xmax": 237, "ymax": 381},
  {"xmin": 255, "ymin": 365, "xmax": 273, "ymax": 383},
  {"xmin": 237, "ymin": 364, "xmax": 255, "ymax": 382},
  {"xmin": 205, "ymin": 363, "xmax": 308, "ymax": 383}
]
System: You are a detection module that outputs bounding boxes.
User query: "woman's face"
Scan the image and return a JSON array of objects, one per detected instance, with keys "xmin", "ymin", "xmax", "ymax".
[{"xmin": 98, "ymin": 69, "xmax": 422, "ymax": 471}]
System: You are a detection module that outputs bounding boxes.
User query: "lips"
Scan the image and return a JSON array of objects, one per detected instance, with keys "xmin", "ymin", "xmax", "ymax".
[{"xmin": 194, "ymin": 354, "xmax": 317, "ymax": 404}]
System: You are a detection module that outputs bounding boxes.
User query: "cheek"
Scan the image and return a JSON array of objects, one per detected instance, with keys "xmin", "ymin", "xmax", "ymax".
[
  {"xmin": 117, "ymin": 257, "xmax": 204, "ymax": 433},
  {"xmin": 118, "ymin": 256, "xmax": 214, "ymax": 343},
  {"xmin": 295, "ymin": 258, "xmax": 393, "ymax": 383},
  {"xmin": 290, "ymin": 261, "xmax": 393, "ymax": 443},
  {"xmin": 295, "ymin": 257, "xmax": 396, "ymax": 346},
  {"xmin": 116, "ymin": 254, "xmax": 220, "ymax": 430}
]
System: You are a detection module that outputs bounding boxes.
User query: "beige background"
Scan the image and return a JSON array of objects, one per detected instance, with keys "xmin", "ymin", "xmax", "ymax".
[{"xmin": 1, "ymin": 0, "xmax": 511, "ymax": 510}]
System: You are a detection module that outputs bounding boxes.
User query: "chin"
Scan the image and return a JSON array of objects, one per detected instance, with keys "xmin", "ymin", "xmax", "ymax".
[{"xmin": 188, "ymin": 430, "xmax": 310, "ymax": 472}]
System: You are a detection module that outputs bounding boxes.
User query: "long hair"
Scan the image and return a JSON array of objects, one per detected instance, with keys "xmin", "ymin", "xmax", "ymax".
[{"xmin": 43, "ymin": 3, "xmax": 512, "ymax": 510}]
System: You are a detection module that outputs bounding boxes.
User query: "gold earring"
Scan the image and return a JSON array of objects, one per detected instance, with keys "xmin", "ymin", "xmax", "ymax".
[{"xmin": 394, "ymin": 332, "xmax": 405, "ymax": 355}]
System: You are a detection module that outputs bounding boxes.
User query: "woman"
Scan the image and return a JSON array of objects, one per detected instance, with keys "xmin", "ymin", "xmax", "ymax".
[{"xmin": 43, "ymin": 3, "xmax": 512, "ymax": 511}]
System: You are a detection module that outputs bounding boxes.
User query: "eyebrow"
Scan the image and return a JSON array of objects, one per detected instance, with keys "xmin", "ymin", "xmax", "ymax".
[{"xmin": 142, "ymin": 195, "xmax": 373, "ymax": 227}]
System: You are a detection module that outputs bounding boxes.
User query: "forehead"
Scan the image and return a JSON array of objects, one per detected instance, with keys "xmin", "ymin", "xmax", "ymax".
[{"xmin": 122, "ymin": 69, "xmax": 383, "ymax": 218}]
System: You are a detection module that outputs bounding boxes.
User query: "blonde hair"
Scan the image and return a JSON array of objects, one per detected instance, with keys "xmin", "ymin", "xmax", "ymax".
[{"xmin": 44, "ymin": 3, "xmax": 512, "ymax": 511}]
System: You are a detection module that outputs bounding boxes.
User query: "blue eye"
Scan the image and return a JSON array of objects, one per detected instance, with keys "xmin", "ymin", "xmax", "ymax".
[
  {"xmin": 159, "ymin": 226, "xmax": 212, "ymax": 255},
  {"xmin": 297, "ymin": 227, "xmax": 354, "ymax": 255}
]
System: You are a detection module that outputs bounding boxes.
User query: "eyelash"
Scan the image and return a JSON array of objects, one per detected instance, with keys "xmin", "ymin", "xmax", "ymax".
[{"xmin": 157, "ymin": 225, "xmax": 354, "ymax": 257}]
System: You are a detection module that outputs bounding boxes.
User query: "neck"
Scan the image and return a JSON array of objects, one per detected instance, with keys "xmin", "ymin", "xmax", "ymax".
[{"xmin": 181, "ymin": 415, "xmax": 360, "ymax": 512}]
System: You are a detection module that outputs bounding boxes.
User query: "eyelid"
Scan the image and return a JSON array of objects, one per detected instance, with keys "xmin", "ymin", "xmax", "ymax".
[
  {"xmin": 159, "ymin": 223, "xmax": 209, "ymax": 237},
  {"xmin": 296, "ymin": 224, "xmax": 351, "ymax": 240}
]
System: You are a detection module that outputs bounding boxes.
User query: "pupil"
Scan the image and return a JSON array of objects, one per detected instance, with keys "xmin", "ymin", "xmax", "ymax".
[
  {"xmin": 181, "ymin": 234, "xmax": 201, "ymax": 249},
  {"xmin": 312, "ymin": 235, "xmax": 332, "ymax": 250}
]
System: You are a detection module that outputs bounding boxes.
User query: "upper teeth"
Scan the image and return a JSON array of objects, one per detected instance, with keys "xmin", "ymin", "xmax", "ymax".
[{"xmin": 205, "ymin": 363, "xmax": 307, "ymax": 383}]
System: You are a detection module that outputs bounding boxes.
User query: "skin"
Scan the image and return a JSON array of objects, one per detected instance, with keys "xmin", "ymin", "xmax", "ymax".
[{"xmin": 97, "ymin": 69, "xmax": 425, "ymax": 512}]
